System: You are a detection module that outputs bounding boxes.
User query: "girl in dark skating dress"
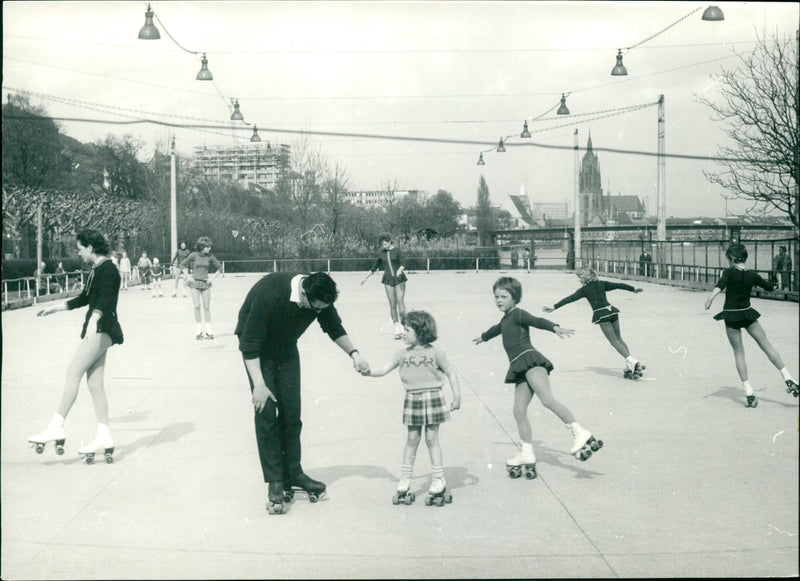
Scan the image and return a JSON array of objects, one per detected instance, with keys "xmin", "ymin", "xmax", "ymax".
[
  {"xmin": 361, "ymin": 233, "xmax": 408, "ymax": 339},
  {"xmin": 705, "ymin": 243, "xmax": 798, "ymax": 407},
  {"xmin": 474, "ymin": 277, "xmax": 602, "ymax": 469},
  {"xmin": 543, "ymin": 266, "xmax": 645, "ymax": 379}
]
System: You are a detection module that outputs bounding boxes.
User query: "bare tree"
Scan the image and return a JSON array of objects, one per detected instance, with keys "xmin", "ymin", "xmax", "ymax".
[{"xmin": 697, "ymin": 29, "xmax": 799, "ymax": 227}]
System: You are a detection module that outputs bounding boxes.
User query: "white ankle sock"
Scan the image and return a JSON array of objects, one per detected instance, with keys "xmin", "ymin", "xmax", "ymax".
[
  {"xmin": 743, "ymin": 380, "xmax": 754, "ymax": 396},
  {"xmin": 780, "ymin": 367, "xmax": 793, "ymax": 382}
]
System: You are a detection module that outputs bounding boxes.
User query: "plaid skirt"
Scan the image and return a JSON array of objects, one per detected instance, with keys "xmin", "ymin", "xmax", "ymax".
[{"xmin": 402, "ymin": 389, "xmax": 451, "ymax": 426}]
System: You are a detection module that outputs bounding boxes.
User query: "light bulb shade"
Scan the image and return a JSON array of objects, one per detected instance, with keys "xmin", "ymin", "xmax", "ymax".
[
  {"xmin": 557, "ymin": 94, "xmax": 570, "ymax": 115},
  {"xmin": 520, "ymin": 121, "xmax": 531, "ymax": 138},
  {"xmin": 611, "ymin": 50, "xmax": 628, "ymax": 76},
  {"xmin": 196, "ymin": 54, "xmax": 213, "ymax": 81},
  {"xmin": 477, "ymin": 152, "xmax": 485, "ymax": 165},
  {"xmin": 230, "ymin": 100, "xmax": 244, "ymax": 121},
  {"xmin": 250, "ymin": 125, "xmax": 261, "ymax": 142},
  {"xmin": 138, "ymin": 5, "xmax": 160, "ymax": 40},
  {"xmin": 497, "ymin": 138, "xmax": 506, "ymax": 153},
  {"xmin": 701, "ymin": 5, "xmax": 724, "ymax": 21}
]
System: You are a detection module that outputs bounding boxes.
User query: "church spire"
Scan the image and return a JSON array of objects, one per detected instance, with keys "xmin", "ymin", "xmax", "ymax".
[{"xmin": 586, "ymin": 130, "xmax": 593, "ymax": 152}]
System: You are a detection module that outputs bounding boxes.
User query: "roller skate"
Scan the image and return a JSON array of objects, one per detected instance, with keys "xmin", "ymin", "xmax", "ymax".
[
  {"xmin": 78, "ymin": 427, "xmax": 115, "ymax": 464},
  {"xmin": 505, "ymin": 442, "xmax": 537, "ymax": 479},
  {"xmin": 745, "ymin": 394, "xmax": 758, "ymax": 408},
  {"xmin": 394, "ymin": 323, "xmax": 404, "ymax": 340},
  {"xmin": 266, "ymin": 480, "xmax": 285, "ymax": 515},
  {"xmin": 392, "ymin": 477, "xmax": 415, "ymax": 505},
  {"xmin": 423, "ymin": 478, "xmax": 452, "ymax": 507},
  {"xmin": 284, "ymin": 473, "xmax": 326, "ymax": 503},
  {"xmin": 623, "ymin": 362, "xmax": 645, "ymax": 380},
  {"xmin": 786, "ymin": 379, "xmax": 799, "ymax": 398},
  {"xmin": 27, "ymin": 422, "xmax": 66, "ymax": 456},
  {"xmin": 568, "ymin": 423, "xmax": 603, "ymax": 461}
]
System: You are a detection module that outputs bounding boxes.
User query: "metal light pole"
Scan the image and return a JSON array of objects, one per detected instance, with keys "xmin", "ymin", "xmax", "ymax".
[
  {"xmin": 657, "ymin": 94, "xmax": 667, "ymax": 241},
  {"xmin": 170, "ymin": 135, "xmax": 177, "ymax": 261},
  {"xmin": 573, "ymin": 128, "xmax": 582, "ymax": 267}
]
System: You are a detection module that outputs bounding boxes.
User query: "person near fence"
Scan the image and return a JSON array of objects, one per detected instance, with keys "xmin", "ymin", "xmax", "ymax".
[
  {"xmin": 137, "ymin": 251, "xmax": 152, "ymax": 290},
  {"xmin": 361, "ymin": 233, "xmax": 408, "ymax": 340},
  {"xmin": 704, "ymin": 243, "xmax": 798, "ymax": 406},
  {"xmin": 474, "ymin": 276, "xmax": 602, "ymax": 470},
  {"xmin": 28, "ymin": 229, "xmax": 123, "ymax": 462},
  {"xmin": 543, "ymin": 266, "xmax": 646, "ymax": 380},
  {"xmin": 510, "ymin": 248, "xmax": 519, "ymax": 269},
  {"xmin": 54, "ymin": 262, "xmax": 66, "ymax": 292},
  {"xmin": 180, "ymin": 236, "xmax": 221, "ymax": 339},
  {"xmin": 119, "ymin": 251, "xmax": 131, "ymax": 290},
  {"xmin": 171, "ymin": 240, "xmax": 191, "ymax": 298},
  {"xmin": 639, "ymin": 249, "xmax": 652, "ymax": 277},
  {"xmin": 365, "ymin": 310, "xmax": 461, "ymax": 505},
  {"xmin": 235, "ymin": 271, "xmax": 371, "ymax": 514},
  {"xmin": 150, "ymin": 257, "xmax": 164, "ymax": 297},
  {"xmin": 775, "ymin": 246, "xmax": 792, "ymax": 291}
]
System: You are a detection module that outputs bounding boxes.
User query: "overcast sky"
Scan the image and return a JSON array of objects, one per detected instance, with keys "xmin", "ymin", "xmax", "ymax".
[{"xmin": 3, "ymin": 1, "xmax": 798, "ymax": 217}]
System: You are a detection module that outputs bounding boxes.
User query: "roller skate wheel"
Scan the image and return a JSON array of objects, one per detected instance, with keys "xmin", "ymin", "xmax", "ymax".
[
  {"xmin": 524, "ymin": 466, "xmax": 537, "ymax": 480},
  {"xmin": 392, "ymin": 493, "xmax": 400, "ymax": 505},
  {"xmin": 105, "ymin": 455, "xmax": 114, "ymax": 464},
  {"xmin": 444, "ymin": 491, "xmax": 453, "ymax": 504},
  {"xmin": 424, "ymin": 496, "xmax": 433, "ymax": 506},
  {"xmin": 84, "ymin": 454, "xmax": 95, "ymax": 465},
  {"xmin": 35, "ymin": 443, "xmax": 45, "ymax": 454},
  {"xmin": 434, "ymin": 497, "xmax": 444, "ymax": 507},
  {"xmin": 308, "ymin": 493, "xmax": 319, "ymax": 503},
  {"xmin": 267, "ymin": 503, "xmax": 284, "ymax": 515},
  {"xmin": 507, "ymin": 466, "xmax": 522, "ymax": 479},
  {"xmin": 55, "ymin": 445, "xmax": 65, "ymax": 455},
  {"xmin": 404, "ymin": 494, "xmax": 414, "ymax": 505},
  {"xmin": 283, "ymin": 490, "xmax": 295, "ymax": 502}
]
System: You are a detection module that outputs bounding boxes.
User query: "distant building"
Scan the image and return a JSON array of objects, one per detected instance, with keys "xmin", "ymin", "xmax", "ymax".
[
  {"xmin": 342, "ymin": 189, "xmax": 422, "ymax": 209},
  {"xmin": 504, "ymin": 184, "xmax": 569, "ymax": 228},
  {"xmin": 192, "ymin": 143, "xmax": 290, "ymax": 191},
  {"xmin": 579, "ymin": 133, "xmax": 646, "ymax": 226}
]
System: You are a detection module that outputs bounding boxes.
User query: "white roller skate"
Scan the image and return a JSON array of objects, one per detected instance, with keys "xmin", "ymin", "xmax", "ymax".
[
  {"xmin": 392, "ymin": 477, "xmax": 415, "ymax": 505},
  {"xmin": 623, "ymin": 361, "xmax": 645, "ymax": 380},
  {"xmin": 506, "ymin": 442, "xmax": 537, "ymax": 479},
  {"xmin": 568, "ymin": 423, "xmax": 603, "ymax": 461},
  {"xmin": 745, "ymin": 394, "xmax": 758, "ymax": 408},
  {"xmin": 78, "ymin": 424, "xmax": 115, "ymax": 464},
  {"xmin": 424, "ymin": 478, "xmax": 452, "ymax": 507},
  {"xmin": 28, "ymin": 416, "xmax": 66, "ymax": 456},
  {"xmin": 786, "ymin": 379, "xmax": 799, "ymax": 398}
]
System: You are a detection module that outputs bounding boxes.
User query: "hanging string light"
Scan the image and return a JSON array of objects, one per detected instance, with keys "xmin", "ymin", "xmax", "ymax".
[
  {"xmin": 610, "ymin": 6, "xmax": 723, "ymax": 76},
  {"xmin": 250, "ymin": 124, "xmax": 261, "ymax": 142},
  {"xmin": 520, "ymin": 121, "xmax": 531, "ymax": 138},
  {"xmin": 557, "ymin": 94, "xmax": 571, "ymax": 115},
  {"xmin": 497, "ymin": 138, "xmax": 506, "ymax": 152},
  {"xmin": 477, "ymin": 152, "xmax": 485, "ymax": 165},
  {"xmin": 137, "ymin": 4, "xmax": 213, "ymax": 81},
  {"xmin": 138, "ymin": 4, "xmax": 160, "ymax": 39},
  {"xmin": 230, "ymin": 99, "xmax": 244, "ymax": 121}
]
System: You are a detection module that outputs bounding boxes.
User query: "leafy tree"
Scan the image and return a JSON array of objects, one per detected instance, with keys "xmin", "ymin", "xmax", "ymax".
[
  {"xmin": 424, "ymin": 190, "xmax": 461, "ymax": 237},
  {"xmin": 391, "ymin": 194, "xmax": 426, "ymax": 241},
  {"xmin": 2, "ymin": 95, "xmax": 70, "ymax": 189},
  {"xmin": 698, "ymin": 29, "xmax": 799, "ymax": 227},
  {"xmin": 476, "ymin": 175, "xmax": 493, "ymax": 245},
  {"xmin": 97, "ymin": 135, "xmax": 150, "ymax": 200}
]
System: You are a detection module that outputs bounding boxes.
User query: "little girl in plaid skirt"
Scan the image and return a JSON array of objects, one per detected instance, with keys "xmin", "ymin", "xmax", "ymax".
[{"xmin": 366, "ymin": 310, "xmax": 461, "ymax": 504}]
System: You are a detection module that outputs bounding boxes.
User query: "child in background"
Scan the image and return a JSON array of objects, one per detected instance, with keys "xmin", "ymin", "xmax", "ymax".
[
  {"xmin": 543, "ymin": 265, "xmax": 645, "ymax": 379},
  {"xmin": 475, "ymin": 277, "xmax": 602, "ymax": 475},
  {"xmin": 705, "ymin": 243, "xmax": 798, "ymax": 406},
  {"xmin": 366, "ymin": 310, "xmax": 461, "ymax": 506},
  {"xmin": 150, "ymin": 257, "xmax": 164, "ymax": 297}
]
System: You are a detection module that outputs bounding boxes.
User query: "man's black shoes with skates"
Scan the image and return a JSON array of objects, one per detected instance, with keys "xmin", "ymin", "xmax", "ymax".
[
  {"xmin": 284, "ymin": 473, "xmax": 326, "ymax": 503},
  {"xmin": 267, "ymin": 480, "xmax": 285, "ymax": 515}
]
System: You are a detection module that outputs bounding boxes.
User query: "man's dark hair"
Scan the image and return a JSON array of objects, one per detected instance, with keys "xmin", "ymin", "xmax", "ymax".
[
  {"xmin": 76, "ymin": 229, "xmax": 110, "ymax": 256},
  {"xmin": 303, "ymin": 272, "xmax": 339, "ymax": 304}
]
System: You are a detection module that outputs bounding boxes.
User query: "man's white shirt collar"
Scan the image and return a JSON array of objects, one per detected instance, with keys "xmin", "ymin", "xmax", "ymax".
[{"xmin": 290, "ymin": 274, "xmax": 306, "ymax": 305}]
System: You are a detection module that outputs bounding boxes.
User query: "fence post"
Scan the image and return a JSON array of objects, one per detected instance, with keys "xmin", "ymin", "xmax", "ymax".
[
  {"xmin": 475, "ymin": 258, "xmax": 479, "ymax": 273},
  {"xmin": 427, "ymin": 258, "xmax": 430, "ymax": 273},
  {"xmin": 327, "ymin": 259, "xmax": 331, "ymax": 273}
]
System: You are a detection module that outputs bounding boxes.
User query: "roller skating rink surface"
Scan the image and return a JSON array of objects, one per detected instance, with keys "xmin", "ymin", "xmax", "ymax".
[{"xmin": 2, "ymin": 271, "xmax": 798, "ymax": 579}]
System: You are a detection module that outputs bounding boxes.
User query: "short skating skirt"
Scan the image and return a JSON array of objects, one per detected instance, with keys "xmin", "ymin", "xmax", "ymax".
[
  {"xmin": 714, "ymin": 307, "xmax": 760, "ymax": 329},
  {"xmin": 504, "ymin": 349, "xmax": 553, "ymax": 383},
  {"xmin": 402, "ymin": 389, "xmax": 450, "ymax": 426},
  {"xmin": 381, "ymin": 271, "xmax": 408, "ymax": 287},
  {"xmin": 592, "ymin": 305, "xmax": 620, "ymax": 324}
]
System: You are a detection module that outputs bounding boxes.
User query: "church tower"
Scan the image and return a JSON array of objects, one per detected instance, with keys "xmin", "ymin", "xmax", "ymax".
[{"xmin": 579, "ymin": 132, "xmax": 604, "ymax": 226}]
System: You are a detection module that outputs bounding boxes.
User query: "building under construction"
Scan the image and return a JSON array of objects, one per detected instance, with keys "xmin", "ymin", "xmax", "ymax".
[{"xmin": 191, "ymin": 143, "xmax": 290, "ymax": 191}]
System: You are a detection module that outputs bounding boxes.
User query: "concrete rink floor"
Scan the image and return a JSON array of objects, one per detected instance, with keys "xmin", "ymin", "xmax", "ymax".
[{"xmin": 1, "ymin": 270, "xmax": 798, "ymax": 580}]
